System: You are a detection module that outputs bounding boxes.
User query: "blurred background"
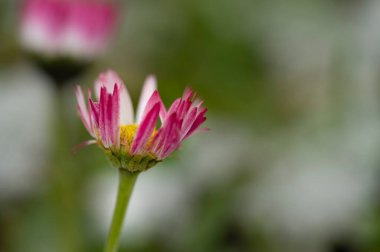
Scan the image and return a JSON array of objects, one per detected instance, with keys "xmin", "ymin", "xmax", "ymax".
[{"xmin": 1, "ymin": 0, "xmax": 380, "ymax": 251}]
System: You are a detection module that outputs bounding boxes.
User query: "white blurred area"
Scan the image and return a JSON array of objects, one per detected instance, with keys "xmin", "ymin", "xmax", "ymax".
[
  {"xmin": 0, "ymin": 63, "xmax": 53, "ymax": 201},
  {"xmin": 244, "ymin": 0, "xmax": 380, "ymax": 251},
  {"xmin": 244, "ymin": 117, "xmax": 380, "ymax": 251}
]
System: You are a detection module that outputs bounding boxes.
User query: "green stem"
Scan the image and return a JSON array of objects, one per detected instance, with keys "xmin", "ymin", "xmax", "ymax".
[{"xmin": 104, "ymin": 169, "xmax": 138, "ymax": 252}]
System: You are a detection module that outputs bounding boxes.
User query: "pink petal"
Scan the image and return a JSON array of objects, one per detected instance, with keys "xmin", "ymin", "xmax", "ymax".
[
  {"xmin": 94, "ymin": 70, "xmax": 122, "ymax": 98},
  {"xmin": 112, "ymin": 84, "xmax": 120, "ymax": 146},
  {"xmin": 165, "ymin": 98, "xmax": 181, "ymax": 119},
  {"xmin": 182, "ymin": 87, "xmax": 193, "ymax": 101},
  {"xmin": 95, "ymin": 70, "xmax": 133, "ymax": 124},
  {"xmin": 152, "ymin": 112, "xmax": 180, "ymax": 159},
  {"xmin": 139, "ymin": 90, "xmax": 166, "ymax": 123},
  {"xmin": 105, "ymin": 93, "xmax": 113, "ymax": 146},
  {"xmin": 183, "ymin": 108, "xmax": 207, "ymax": 139},
  {"xmin": 177, "ymin": 100, "xmax": 191, "ymax": 127},
  {"xmin": 87, "ymin": 88, "xmax": 94, "ymax": 133},
  {"xmin": 62, "ymin": 1, "xmax": 118, "ymax": 57},
  {"xmin": 197, "ymin": 127, "xmax": 210, "ymax": 133},
  {"xmin": 192, "ymin": 98, "xmax": 204, "ymax": 108},
  {"xmin": 151, "ymin": 113, "xmax": 174, "ymax": 153},
  {"xmin": 164, "ymin": 97, "xmax": 190, "ymax": 130},
  {"xmin": 160, "ymin": 122, "xmax": 180, "ymax": 158},
  {"xmin": 150, "ymin": 129, "xmax": 163, "ymax": 153},
  {"xmin": 180, "ymin": 107, "xmax": 198, "ymax": 139},
  {"xmin": 131, "ymin": 103, "xmax": 160, "ymax": 154},
  {"xmin": 154, "ymin": 87, "xmax": 207, "ymax": 145},
  {"xmin": 104, "ymin": 84, "xmax": 120, "ymax": 147},
  {"xmin": 99, "ymin": 86, "xmax": 108, "ymax": 147},
  {"xmin": 136, "ymin": 75, "xmax": 157, "ymax": 123},
  {"xmin": 160, "ymin": 134, "xmax": 180, "ymax": 158},
  {"xmin": 89, "ymin": 98, "xmax": 100, "ymax": 128},
  {"xmin": 110, "ymin": 84, "xmax": 120, "ymax": 146},
  {"xmin": 20, "ymin": 0, "xmax": 66, "ymax": 55},
  {"xmin": 76, "ymin": 85, "xmax": 93, "ymax": 136},
  {"xmin": 71, "ymin": 139, "xmax": 97, "ymax": 155}
]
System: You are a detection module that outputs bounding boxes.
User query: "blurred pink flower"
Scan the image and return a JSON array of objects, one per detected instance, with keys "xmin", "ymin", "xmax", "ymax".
[
  {"xmin": 20, "ymin": 0, "xmax": 119, "ymax": 58},
  {"xmin": 75, "ymin": 70, "xmax": 208, "ymax": 171}
]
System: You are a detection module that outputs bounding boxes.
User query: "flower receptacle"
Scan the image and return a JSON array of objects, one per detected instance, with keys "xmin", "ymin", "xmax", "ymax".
[{"xmin": 105, "ymin": 149, "xmax": 161, "ymax": 172}]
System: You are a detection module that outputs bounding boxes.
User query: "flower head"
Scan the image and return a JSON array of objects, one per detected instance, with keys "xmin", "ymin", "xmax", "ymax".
[
  {"xmin": 76, "ymin": 70, "xmax": 207, "ymax": 172},
  {"xmin": 20, "ymin": 0, "xmax": 118, "ymax": 59}
]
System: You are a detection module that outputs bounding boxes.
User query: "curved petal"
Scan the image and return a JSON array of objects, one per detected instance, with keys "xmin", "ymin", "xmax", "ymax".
[
  {"xmin": 139, "ymin": 90, "xmax": 166, "ymax": 123},
  {"xmin": 180, "ymin": 107, "xmax": 198, "ymax": 139},
  {"xmin": 76, "ymin": 85, "xmax": 94, "ymax": 136},
  {"xmin": 110, "ymin": 84, "xmax": 120, "ymax": 147},
  {"xmin": 182, "ymin": 87, "xmax": 194, "ymax": 101},
  {"xmin": 99, "ymin": 86, "xmax": 108, "ymax": 146},
  {"xmin": 136, "ymin": 75, "xmax": 157, "ymax": 123},
  {"xmin": 151, "ymin": 112, "xmax": 180, "ymax": 159},
  {"xmin": 94, "ymin": 70, "xmax": 133, "ymax": 125},
  {"xmin": 98, "ymin": 84, "xmax": 121, "ymax": 148},
  {"xmin": 165, "ymin": 98, "xmax": 180, "ymax": 118},
  {"xmin": 89, "ymin": 98, "xmax": 100, "ymax": 128},
  {"xmin": 119, "ymin": 84, "xmax": 134, "ymax": 125},
  {"xmin": 71, "ymin": 139, "xmax": 97, "ymax": 155},
  {"xmin": 131, "ymin": 103, "xmax": 160, "ymax": 154},
  {"xmin": 183, "ymin": 108, "xmax": 207, "ymax": 139},
  {"xmin": 94, "ymin": 70, "xmax": 122, "ymax": 98}
]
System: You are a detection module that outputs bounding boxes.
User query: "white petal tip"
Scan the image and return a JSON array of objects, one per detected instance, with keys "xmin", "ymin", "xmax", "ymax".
[{"xmin": 144, "ymin": 75, "xmax": 157, "ymax": 89}]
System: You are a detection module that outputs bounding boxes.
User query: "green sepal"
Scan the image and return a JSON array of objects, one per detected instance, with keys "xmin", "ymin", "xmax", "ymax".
[{"xmin": 103, "ymin": 148, "xmax": 160, "ymax": 172}]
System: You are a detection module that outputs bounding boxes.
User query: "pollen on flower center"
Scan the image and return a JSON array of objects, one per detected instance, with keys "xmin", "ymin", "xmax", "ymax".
[
  {"xmin": 120, "ymin": 124, "xmax": 138, "ymax": 148},
  {"xmin": 119, "ymin": 124, "xmax": 156, "ymax": 151}
]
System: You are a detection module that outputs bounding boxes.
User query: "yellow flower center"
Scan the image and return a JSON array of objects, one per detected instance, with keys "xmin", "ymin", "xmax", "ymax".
[
  {"xmin": 120, "ymin": 124, "xmax": 138, "ymax": 148},
  {"xmin": 119, "ymin": 124, "xmax": 156, "ymax": 150},
  {"xmin": 103, "ymin": 124, "xmax": 160, "ymax": 172}
]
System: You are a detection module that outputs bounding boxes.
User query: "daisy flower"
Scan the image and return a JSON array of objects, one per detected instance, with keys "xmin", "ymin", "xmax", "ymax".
[
  {"xmin": 75, "ymin": 70, "xmax": 207, "ymax": 172},
  {"xmin": 20, "ymin": 0, "xmax": 118, "ymax": 59},
  {"xmin": 76, "ymin": 70, "xmax": 208, "ymax": 252}
]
